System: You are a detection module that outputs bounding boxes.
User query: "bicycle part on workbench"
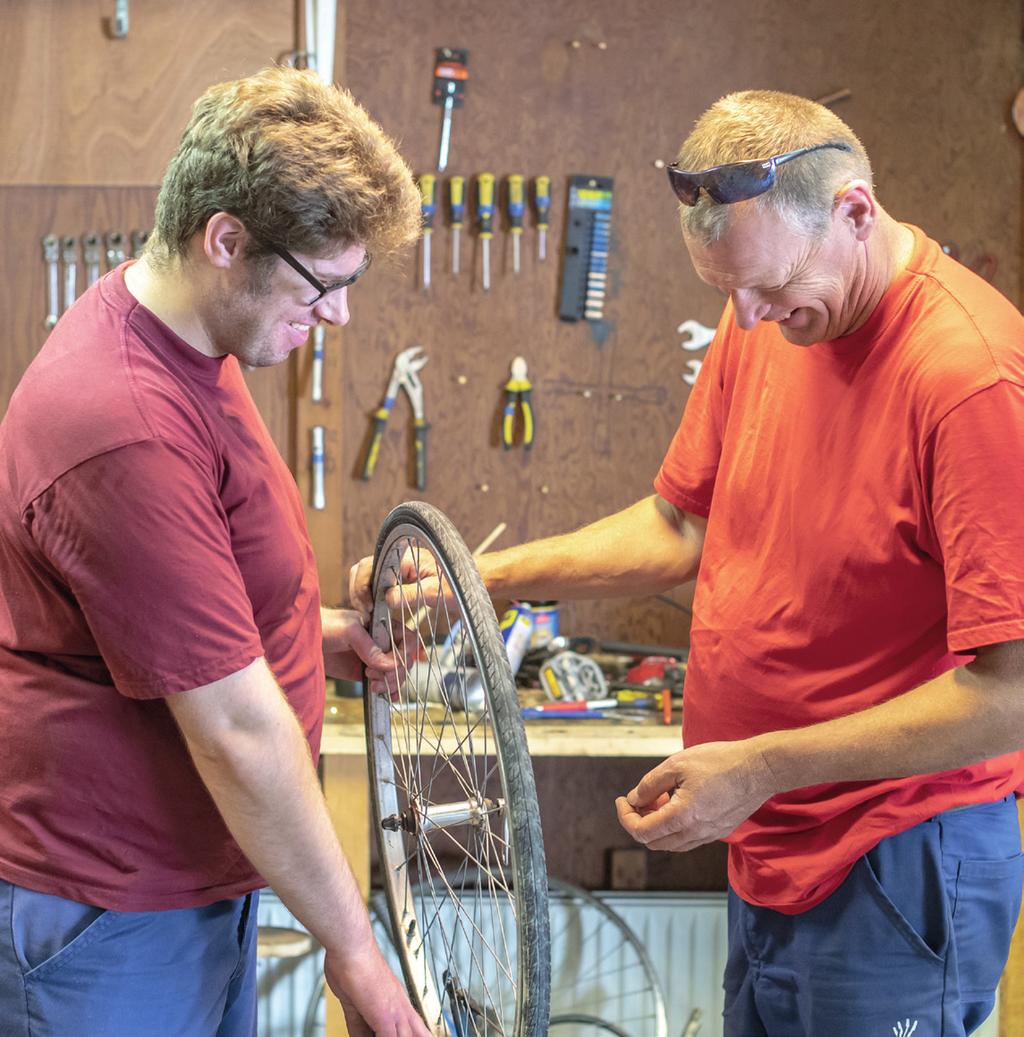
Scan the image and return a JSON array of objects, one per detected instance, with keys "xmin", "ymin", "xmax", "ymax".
[{"xmin": 539, "ymin": 651, "xmax": 608, "ymax": 702}]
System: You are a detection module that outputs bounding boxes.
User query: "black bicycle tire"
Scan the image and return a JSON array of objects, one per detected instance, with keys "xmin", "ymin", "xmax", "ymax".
[
  {"xmin": 364, "ymin": 501, "xmax": 550, "ymax": 1036},
  {"xmin": 548, "ymin": 1015, "xmax": 632, "ymax": 1037}
]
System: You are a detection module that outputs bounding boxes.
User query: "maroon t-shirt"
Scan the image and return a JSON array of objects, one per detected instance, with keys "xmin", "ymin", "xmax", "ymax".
[{"xmin": 0, "ymin": 265, "xmax": 325, "ymax": 910}]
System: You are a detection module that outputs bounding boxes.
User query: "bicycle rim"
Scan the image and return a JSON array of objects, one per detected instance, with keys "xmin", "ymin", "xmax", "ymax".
[{"xmin": 364, "ymin": 501, "xmax": 550, "ymax": 1036}]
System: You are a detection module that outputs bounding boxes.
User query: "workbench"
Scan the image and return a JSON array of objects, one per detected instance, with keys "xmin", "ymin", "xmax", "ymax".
[{"xmin": 318, "ymin": 697, "xmax": 683, "ymax": 1037}]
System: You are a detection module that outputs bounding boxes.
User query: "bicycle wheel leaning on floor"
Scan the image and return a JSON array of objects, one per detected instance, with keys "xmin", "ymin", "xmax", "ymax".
[{"xmin": 364, "ymin": 501, "xmax": 551, "ymax": 1037}]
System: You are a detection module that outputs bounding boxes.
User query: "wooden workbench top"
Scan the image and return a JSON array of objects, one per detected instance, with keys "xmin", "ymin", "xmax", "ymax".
[{"xmin": 319, "ymin": 697, "xmax": 683, "ymax": 759}]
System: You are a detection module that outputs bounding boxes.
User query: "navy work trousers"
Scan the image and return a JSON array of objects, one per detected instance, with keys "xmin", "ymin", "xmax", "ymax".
[{"xmin": 724, "ymin": 795, "xmax": 1024, "ymax": 1037}]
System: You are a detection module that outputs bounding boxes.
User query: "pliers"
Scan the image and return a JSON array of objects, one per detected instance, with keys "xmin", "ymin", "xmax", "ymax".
[
  {"xmin": 362, "ymin": 345, "xmax": 430, "ymax": 489},
  {"xmin": 501, "ymin": 356, "xmax": 534, "ymax": 450}
]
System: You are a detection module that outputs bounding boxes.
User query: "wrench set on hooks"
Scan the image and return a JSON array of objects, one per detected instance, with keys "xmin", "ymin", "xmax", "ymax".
[{"xmin": 40, "ymin": 229, "xmax": 149, "ymax": 330}]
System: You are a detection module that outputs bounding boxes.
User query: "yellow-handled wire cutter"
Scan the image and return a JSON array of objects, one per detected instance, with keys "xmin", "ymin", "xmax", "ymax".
[
  {"xmin": 501, "ymin": 356, "xmax": 534, "ymax": 450},
  {"xmin": 362, "ymin": 345, "xmax": 429, "ymax": 488}
]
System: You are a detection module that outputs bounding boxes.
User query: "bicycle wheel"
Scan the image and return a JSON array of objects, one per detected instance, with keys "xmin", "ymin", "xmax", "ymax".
[
  {"xmin": 364, "ymin": 501, "xmax": 550, "ymax": 1036},
  {"xmin": 548, "ymin": 1016, "xmax": 631, "ymax": 1037},
  {"xmin": 548, "ymin": 881, "xmax": 667, "ymax": 1037}
]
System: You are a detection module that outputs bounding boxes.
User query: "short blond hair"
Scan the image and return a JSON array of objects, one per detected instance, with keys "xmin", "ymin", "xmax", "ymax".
[
  {"xmin": 151, "ymin": 66, "xmax": 421, "ymax": 265},
  {"xmin": 676, "ymin": 90, "xmax": 872, "ymax": 243}
]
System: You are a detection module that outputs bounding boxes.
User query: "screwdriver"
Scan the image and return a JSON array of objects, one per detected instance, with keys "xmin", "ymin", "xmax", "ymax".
[
  {"xmin": 507, "ymin": 174, "xmax": 525, "ymax": 274},
  {"xmin": 449, "ymin": 176, "xmax": 465, "ymax": 275},
  {"xmin": 534, "ymin": 176, "xmax": 551, "ymax": 261},
  {"xmin": 477, "ymin": 172, "xmax": 495, "ymax": 292},
  {"xmin": 419, "ymin": 173, "xmax": 436, "ymax": 291}
]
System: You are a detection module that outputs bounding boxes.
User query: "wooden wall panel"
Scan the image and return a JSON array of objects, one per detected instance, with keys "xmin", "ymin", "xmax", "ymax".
[
  {"xmin": 0, "ymin": 187, "xmax": 292, "ymax": 458},
  {"xmin": 0, "ymin": 0, "xmax": 295, "ymax": 185},
  {"xmin": 338, "ymin": 0, "xmax": 1021, "ymax": 652}
]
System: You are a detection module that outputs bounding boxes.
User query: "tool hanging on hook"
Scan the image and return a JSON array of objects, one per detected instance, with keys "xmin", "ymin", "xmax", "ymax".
[
  {"xmin": 432, "ymin": 48, "xmax": 469, "ymax": 172},
  {"xmin": 362, "ymin": 346, "xmax": 430, "ymax": 490}
]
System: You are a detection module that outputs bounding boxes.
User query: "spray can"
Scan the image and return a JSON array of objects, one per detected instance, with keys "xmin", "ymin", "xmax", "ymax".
[
  {"xmin": 527, "ymin": 601, "xmax": 559, "ymax": 648},
  {"xmin": 499, "ymin": 602, "xmax": 534, "ymax": 676},
  {"xmin": 404, "ymin": 660, "xmax": 486, "ymax": 712}
]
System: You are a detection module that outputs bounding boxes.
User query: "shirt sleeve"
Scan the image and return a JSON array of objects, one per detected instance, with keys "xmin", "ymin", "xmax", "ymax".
[
  {"xmin": 653, "ymin": 315, "xmax": 729, "ymax": 517},
  {"xmin": 923, "ymin": 380, "xmax": 1024, "ymax": 652},
  {"xmin": 27, "ymin": 438, "xmax": 265, "ymax": 698}
]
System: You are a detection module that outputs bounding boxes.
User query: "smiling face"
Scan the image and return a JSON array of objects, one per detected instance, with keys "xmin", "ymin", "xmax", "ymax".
[
  {"xmin": 684, "ymin": 201, "xmax": 868, "ymax": 347},
  {"xmin": 204, "ymin": 243, "xmax": 368, "ymax": 368}
]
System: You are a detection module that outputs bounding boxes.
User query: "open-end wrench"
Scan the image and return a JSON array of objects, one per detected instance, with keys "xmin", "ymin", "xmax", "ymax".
[
  {"xmin": 682, "ymin": 358, "xmax": 703, "ymax": 386},
  {"xmin": 61, "ymin": 236, "xmax": 78, "ymax": 314},
  {"xmin": 42, "ymin": 235, "xmax": 59, "ymax": 329},
  {"xmin": 311, "ymin": 325, "xmax": 325, "ymax": 402},
  {"xmin": 105, "ymin": 231, "xmax": 126, "ymax": 270},
  {"xmin": 678, "ymin": 318, "xmax": 715, "ymax": 351},
  {"xmin": 82, "ymin": 233, "xmax": 101, "ymax": 288},
  {"xmin": 311, "ymin": 425, "xmax": 326, "ymax": 510}
]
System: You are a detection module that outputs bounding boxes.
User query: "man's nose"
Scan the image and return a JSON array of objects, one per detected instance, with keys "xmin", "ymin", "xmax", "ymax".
[
  {"xmin": 731, "ymin": 289, "xmax": 770, "ymax": 330},
  {"xmin": 315, "ymin": 287, "xmax": 350, "ymax": 327}
]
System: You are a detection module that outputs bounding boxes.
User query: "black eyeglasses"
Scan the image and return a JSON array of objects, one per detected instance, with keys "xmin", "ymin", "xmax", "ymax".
[
  {"xmin": 264, "ymin": 241, "xmax": 372, "ymax": 303},
  {"xmin": 666, "ymin": 141, "xmax": 852, "ymax": 207}
]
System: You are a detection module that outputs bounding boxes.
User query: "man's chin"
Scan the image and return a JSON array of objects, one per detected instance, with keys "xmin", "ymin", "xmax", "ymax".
[
  {"xmin": 238, "ymin": 349, "xmax": 291, "ymax": 370},
  {"xmin": 777, "ymin": 326, "xmax": 817, "ymax": 347}
]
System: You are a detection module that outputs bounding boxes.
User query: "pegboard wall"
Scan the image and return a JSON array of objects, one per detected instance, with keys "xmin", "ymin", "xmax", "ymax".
[
  {"xmin": 3, "ymin": 0, "xmax": 1021, "ymax": 654},
  {"xmin": 335, "ymin": 0, "xmax": 1022, "ymax": 649}
]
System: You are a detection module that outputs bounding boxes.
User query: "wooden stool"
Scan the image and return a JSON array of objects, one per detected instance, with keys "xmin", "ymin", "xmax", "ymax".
[{"xmin": 256, "ymin": 925, "xmax": 315, "ymax": 959}]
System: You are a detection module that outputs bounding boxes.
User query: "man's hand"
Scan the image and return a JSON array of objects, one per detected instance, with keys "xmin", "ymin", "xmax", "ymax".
[
  {"xmin": 326, "ymin": 944, "xmax": 433, "ymax": 1037},
  {"xmin": 321, "ymin": 607, "xmax": 407, "ymax": 694},
  {"xmin": 348, "ymin": 548, "xmax": 453, "ymax": 619},
  {"xmin": 615, "ymin": 740, "xmax": 777, "ymax": 853}
]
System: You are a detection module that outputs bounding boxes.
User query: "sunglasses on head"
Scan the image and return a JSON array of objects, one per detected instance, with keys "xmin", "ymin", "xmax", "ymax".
[
  {"xmin": 666, "ymin": 141, "xmax": 853, "ymax": 207},
  {"xmin": 263, "ymin": 240, "xmax": 372, "ymax": 304}
]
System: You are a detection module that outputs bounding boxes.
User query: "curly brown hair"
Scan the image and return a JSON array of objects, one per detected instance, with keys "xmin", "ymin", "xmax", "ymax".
[{"xmin": 151, "ymin": 66, "xmax": 420, "ymax": 266}]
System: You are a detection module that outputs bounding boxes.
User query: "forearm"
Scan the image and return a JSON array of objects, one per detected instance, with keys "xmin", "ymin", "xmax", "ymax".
[
  {"xmin": 171, "ymin": 662, "xmax": 371, "ymax": 958},
  {"xmin": 756, "ymin": 657, "xmax": 1024, "ymax": 793},
  {"xmin": 478, "ymin": 494, "xmax": 704, "ymax": 602}
]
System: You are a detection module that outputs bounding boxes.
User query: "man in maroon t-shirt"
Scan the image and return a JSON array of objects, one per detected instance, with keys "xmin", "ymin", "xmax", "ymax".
[{"xmin": 0, "ymin": 68, "xmax": 430, "ymax": 1037}]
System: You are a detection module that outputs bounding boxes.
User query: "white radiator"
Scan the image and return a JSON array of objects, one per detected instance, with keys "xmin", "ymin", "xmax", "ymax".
[
  {"xmin": 254, "ymin": 888, "xmax": 729, "ymax": 1037},
  {"xmin": 598, "ymin": 890, "xmax": 728, "ymax": 1037},
  {"xmin": 255, "ymin": 888, "xmax": 998, "ymax": 1037}
]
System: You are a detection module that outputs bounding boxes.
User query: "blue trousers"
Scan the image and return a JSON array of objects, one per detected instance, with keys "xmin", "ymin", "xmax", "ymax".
[
  {"xmin": 724, "ymin": 795, "xmax": 1024, "ymax": 1037},
  {"xmin": 0, "ymin": 879, "xmax": 259, "ymax": 1037}
]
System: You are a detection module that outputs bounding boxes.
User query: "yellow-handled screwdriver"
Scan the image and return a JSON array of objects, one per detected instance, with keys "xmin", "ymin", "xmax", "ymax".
[
  {"xmin": 449, "ymin": 176, "xmax": 465, "ymax": 275},
  {"xmin": 534, "ymin": 176, "xmax": 551, "ymax": 261},
  {"xmin": 508, "ymin": 174, "xmax": 525, "ymax": 274},
  {"xmin": 477, "ymin": 172, "xmax": 495, "ymax": 292},
  {"xmin": 419, "ymin": 173, "xmax": 436, "ymax": 291}
]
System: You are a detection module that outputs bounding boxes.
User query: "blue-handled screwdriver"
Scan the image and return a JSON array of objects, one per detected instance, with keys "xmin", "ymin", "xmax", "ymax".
[
  {"xmin": 477, "ymin": 172, "xmax": 495, "ymax": 292},
  {"xmin": 419, "ymin": 173, "xmax": 436, "ymax": 291},
  {"xmin": 508, "ymin": 174, "xmax": 525, "ymax": 274},
  {"xmin": 449, "ymin": 176, "xmax": 465, "ymax": 275},
  {"xmin": 534, "ymin": 175, "xmax": 551, "ymax": 261}
]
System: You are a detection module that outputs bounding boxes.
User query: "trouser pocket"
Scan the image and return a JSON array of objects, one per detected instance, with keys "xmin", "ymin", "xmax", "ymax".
[
  {"xmin": 10, "ymin": 883, "xmax": 112, "ymax": 978},
  {"xmin": 953, "ymin": 852, "xmax": 1024, "ymax": 999},
  {"xmin": 862, "ymin": 820, "xmax": 949, "ymax": 964}
]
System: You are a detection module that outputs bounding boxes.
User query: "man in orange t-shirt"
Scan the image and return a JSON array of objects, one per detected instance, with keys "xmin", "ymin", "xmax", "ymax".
[{"xmin": 352, "ymin": 91, "xmax": 1024, "ymax": 1035}]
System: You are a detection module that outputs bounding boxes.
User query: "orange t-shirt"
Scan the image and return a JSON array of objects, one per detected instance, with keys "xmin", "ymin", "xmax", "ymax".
[{"xmin": 655, "ymin": 225, "xmax": 1024, "ymax": 913}]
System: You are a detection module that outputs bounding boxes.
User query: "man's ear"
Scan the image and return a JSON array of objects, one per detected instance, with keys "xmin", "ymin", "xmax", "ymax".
[
  {"xmin": 201, "ymin": 212, "xmax": 249, "ymax": 269},
  {"xmin": 833, "ymin": 180, "xmax": 876, "ymax": 242}
]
